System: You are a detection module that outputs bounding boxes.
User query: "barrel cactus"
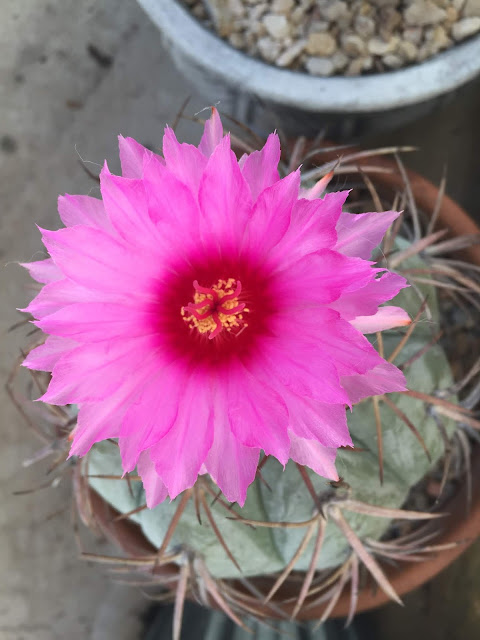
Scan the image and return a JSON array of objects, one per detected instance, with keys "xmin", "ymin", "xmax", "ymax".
[{"xmin": 15, "ymin": 110, "xmax": 479, "ymax": 633}]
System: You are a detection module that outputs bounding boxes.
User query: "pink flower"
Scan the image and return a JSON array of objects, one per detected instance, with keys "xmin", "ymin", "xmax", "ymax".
[{"xmin": 22, "ymin": 109, "xmax": 409, "ymax": 507}]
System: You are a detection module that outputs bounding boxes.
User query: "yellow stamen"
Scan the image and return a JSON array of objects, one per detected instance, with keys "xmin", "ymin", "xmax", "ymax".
[{"xmin": 181, "ymin": 278, "xmax": 249, "ymax": 339}]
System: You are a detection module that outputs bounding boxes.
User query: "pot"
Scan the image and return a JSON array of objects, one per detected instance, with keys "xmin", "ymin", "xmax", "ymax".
[
  {"xmin": 79, "ymin": 153, "xmax": 480, "ymax": 620},
  {"xmin": 135, "ymin": 0, "xmax": 480, "ymax": 139}
]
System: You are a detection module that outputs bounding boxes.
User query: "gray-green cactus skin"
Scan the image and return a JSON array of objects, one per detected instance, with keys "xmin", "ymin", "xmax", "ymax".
[{"xmin": 88, "ymin": 244, "xmax": 455, "ymax": 578}]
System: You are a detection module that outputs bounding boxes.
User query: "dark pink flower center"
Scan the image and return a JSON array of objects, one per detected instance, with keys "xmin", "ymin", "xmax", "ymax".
[{"xmin": 181, "ymin": 278, "xmax": 249, "ymax": 339}]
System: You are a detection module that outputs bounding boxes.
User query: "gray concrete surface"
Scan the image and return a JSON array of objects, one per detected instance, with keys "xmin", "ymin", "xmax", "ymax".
[
  {"xmin": 0, "ymin": 2, "xmax": 203, "ymax": 638},
  {"xmin": 1, "ymin": 1, "xmax": 480, "ymax": 639}
]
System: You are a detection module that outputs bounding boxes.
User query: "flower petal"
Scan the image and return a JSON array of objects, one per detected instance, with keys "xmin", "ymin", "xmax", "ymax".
[
  {"xmin": 330, "ymin": 271, "xmax": 408, "ymax": 320},
  {"xmin": 41, "ymin": 336, "xmax": 160, "ymax": 405},
  {"xmin": 287, "ymin": 394, "xmax": 352, "ymax": 448},
  {"xmin": 198, "ymin": 106, "xmax": 224, "ymax": 157},
  {"xmin": 58, "ymin": 194, "xmax": 112, "ymax": 231},
  {"xmin": 341, "ymin": 361, "xmax": 407, "ymax": 404},
  {"xmin": 22, "ymin": 279, "xmax": 109, "ymax": 319},
  {"xmin": 198, "ymin": 135, "xmax": 253, "ymax": 248},
  {"xmin": 21, "ymin": 258, "xmax": 62, "ymax": 284},
  {"xmin": 148, "ymin": 371, "xmax": 214, "ymax": 499},
  {"xmin": 40, "ymin": 226, "xmax": 160, "ymax": 295},
  {"xmin": 244, "ymin": 170, "xmax": 300, "ymax": 255},
  {"xmin": 137, "ymin": 450, "xmax": 169, "ymax": 509},
  {"xmin": 118, "ymin": 135, "xmax": 153, "ymax": 179},
  {"xmin": 142, "ymin": 153, "xmax": 202, "ymax": 254},
  {"xmin": 70, "ymin": 355, "xmax": 162, "ymax": 457},
  {"xmin": 22, "ymin": 336, "xmax": 77, "ymax": 372},
  {"xmin": 118, "ymin": 367, "xmax": 183, "ymax": 471},
  {"xmin": 271, "ymin": 249, "xmax": 376, "ymax": 307},
  {"xmin": 336, "ymin": 210, "xmax": 400, "ymax": 258},
  {"xmin": 162, "ymin": 127, "xmax": 207, "ymax": 194},
  {"xmin": 205, "ymin": 386, "xmax": 260, "ymax": 505},
  {"xmin": 36, "ymin": 302, "xmax": 159, "ymax": 342},
  {"xmin": 226, "ymin": 360, "xmax": 290, "ymax": 463},
  {"xmin": 100, "ymin": 164, "xmax": 162, "ymax": 251},
  {"xmin": 288, "ymin": 431, "xmax": 339, "ymax": 480},
  {"xmin": 350, "ymin": 306, "xmax": 411, "ymax": 334},
  {"xmin": 240, "ymin": 133, "xmax": 281, "ymax": 201},
  {"xmin": 257, "ymin": 335, "xmax": 350, "ymax": 405}
]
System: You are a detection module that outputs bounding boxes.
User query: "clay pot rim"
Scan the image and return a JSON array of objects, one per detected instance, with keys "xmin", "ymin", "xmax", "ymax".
[{"xmin": 82, "ymin": 154, "xmax": 480, "ymax": 620}]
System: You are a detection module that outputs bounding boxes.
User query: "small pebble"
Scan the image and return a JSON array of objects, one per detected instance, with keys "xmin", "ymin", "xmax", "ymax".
[
  {"xmin": 368, "ymin": 35, "xmax": 399, "ymax": 55},
  {"xmin": 331, "ymin": 49, "xmax": 350, "ymax": 71},
  {"xmin": 452, "ymin": 16, "xmax": 480, "ymax": 38},
  {"xmin": 305, "ymin": 56, "xmax": 336, "ymax": 76},
  {"xmin": 271, "ymin": 0, "xmax": 294, "ymax": 13},
  {"xmin": 257, "ymin": 36, "xmax": 282, "ymax": 61},
  {"xmin": 463, "ymin": 0, "xmax": 480, "ymax": 17},
  {"xmin": 306, "ymin": 32, "xmax": 337, "ymax": 55},
  {"xmin": 187, "ymin": 0, "xmax": 480, "ymax": 76},
  {"xmin": 342, "ymin": 33, "xmax": 368, "ymax": 56},
  {"xmin": 383, "ymin": 53, "xmax": 404, "ymax": 67},
  {"xmin": 262, "ymin": 13, "xmax": 290, "ymax": 39},
  {"xmin": 404, "ymin": 1, "xmax": 447, "ymax": 26},
  {"xmin": 398, "ymin": 40, "xmax": 419, "ymax": 60},
  {"xmin": 354, "ymin": 14, "xmax": 376, "ymax": 38},
  {"xmin": 276, "ymin": 39, "xmax": 306, "ymax": 66}
]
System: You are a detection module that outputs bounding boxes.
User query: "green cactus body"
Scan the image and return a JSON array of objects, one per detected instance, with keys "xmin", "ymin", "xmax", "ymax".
[{"xmin": 88, "ymin": 240, "xmax": 456, "ymax": 578}]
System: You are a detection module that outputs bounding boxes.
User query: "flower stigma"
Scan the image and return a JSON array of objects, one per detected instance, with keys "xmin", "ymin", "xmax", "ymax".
[{"xmin": 181, "ymin": 278, "xmax": 249, "ymax": 340}]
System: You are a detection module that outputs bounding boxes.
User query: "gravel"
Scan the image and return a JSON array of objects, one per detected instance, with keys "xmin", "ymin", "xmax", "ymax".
[{"xmin": 183, "ymin": 0, "xmax": 480, "ymax": 76}]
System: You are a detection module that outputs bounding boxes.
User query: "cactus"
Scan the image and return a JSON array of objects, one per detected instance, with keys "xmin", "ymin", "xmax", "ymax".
[
  {"xmin": 86, "ymin": 235, "xmax": 456, "ymax": 579},
  {"xmin": 14, "ymin": 135, "xmax": 479, "ymax": 632}
]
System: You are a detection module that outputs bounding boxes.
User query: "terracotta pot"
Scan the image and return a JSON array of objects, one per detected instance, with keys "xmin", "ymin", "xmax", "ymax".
[{"xmin": 81, "ymin": 156, "xmax": 480, "ymax": 620}]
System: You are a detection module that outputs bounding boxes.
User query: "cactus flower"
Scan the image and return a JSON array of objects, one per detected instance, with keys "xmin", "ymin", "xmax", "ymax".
[{"xmin": 22, "ymin": 109, "xmax": 409, "ymax": 506}]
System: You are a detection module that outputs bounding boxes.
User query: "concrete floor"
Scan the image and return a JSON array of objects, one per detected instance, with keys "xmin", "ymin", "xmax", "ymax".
[{"xmin": 1, "ymin": 1, "xmax": 480, "ymax": 639}]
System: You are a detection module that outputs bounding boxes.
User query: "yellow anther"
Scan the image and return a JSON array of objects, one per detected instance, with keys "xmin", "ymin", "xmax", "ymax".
[{"xmin": 181, "ymin": 278, "xmax": 249, "ymax": 339}]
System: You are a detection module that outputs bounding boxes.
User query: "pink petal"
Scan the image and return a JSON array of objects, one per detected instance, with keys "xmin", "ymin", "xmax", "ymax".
[
  {"xmin": 40, "ymin": 226, "xmax": 160, "ymax": 295},
  {"xmin": 148, "ymin": 371, "xmax": 214, "ymax": 499},
  {"xmin": 257, "ymin": 335, "xmax": 350, "ymax": 406},
  {"xmin": 162, "ymin": 127, "xmax": 207, "ymax": 194},
  {"xmin": 288, "ymin": 431, "xmax": 339, "ymax": 480},
  {"xmin": 270, "ymin": 309, "xmax": 382, "ymax": 378},
  {"xmin": 330, "ymin": 271, "xmax": 407, "ymax": 320},
  {"xmin": 336, "ymin": 210, "xmax": 400, "ymax": 259},
  {"xmin": 118, "ymin": 367, "xmax": 183, "ymax": 471},
  {"xmin": 22, "ymin": 279, "xmax": 109, "ymax": 320},
  {"xmin": 41, "ymin": 335, "xmax": 160, "ymax": 405},
  {"xmin": 58, "ymin": 194, "xmax": 112, "ymax": 231},
  {"xmin": 240, "ymin": 133, "xmax": 281, "ymax": 201},
  {"xmin": 100, "ymin": 164, "xmax": 162, "ymax": 251},
  {"xmin": 36, "ymin": 302, "xmax": 159, "ymax": 342},
  {"xmin": 22, "ymin": 336, "xmax": 77, "ymax": 372},
  {"xmin": 118, "ymin": 135, "xmax": 153, "ymax": 179},
  {"xmin": 142, "ymin": 154, "xmax": 201, "ymax": 255},
  {"xmin": 299, "ymin": 170, "xmax": 334, "ymax": 200},
  {"xmin": 271, "ymin": 191, "xmax": 346, "ymax": 266},
  {"xmin": 205, "ymin": 388, "xmax": 260, "ymax": 506},
  {"xmin": 137, "ymin": 450, "xmax": 169, "ymax": 509},
  {"xmin": 70, "ymin": 355, "xmax": 162, "ymax": 456},
  {"xmin": 287, "ymin": 394, "xmax": 352, "ymax": 448},
  {"xmin": 341, "ymin": 361, "xmax": 407, "ymax": 404},
  {"xmin": 350, "ymin": 306, "xmax": 411, "ymax": 334},
  {"xmin": 71, "ymin": 402, "xmax": 124, "ymax": 457},
  {"xmin": 198, "ymin": 106, "xmax": 224, "ymax": 157},
  {"xmin": 244, "ymin": 170, "xmax": 300, "ymax": 255},
  {"xmin": 198, "ymin": 135, "xmax": 253, "ymax": 249},
  {"xmin": 21, "ymin": 258, "xmax": 62, "ymax": 284},
  {"xmin": 226, "ymin": 360, "xmax": 290, "ymax": 463},
  {"xmin": 271, "ymin": 249, "xmax": 376, "ymax": 307}
]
